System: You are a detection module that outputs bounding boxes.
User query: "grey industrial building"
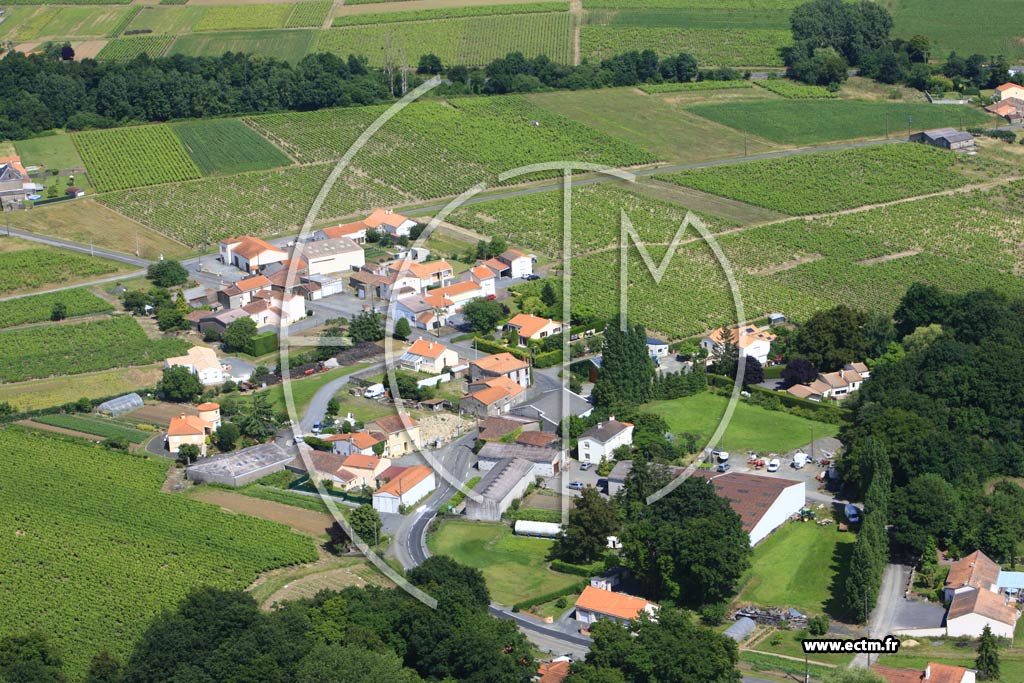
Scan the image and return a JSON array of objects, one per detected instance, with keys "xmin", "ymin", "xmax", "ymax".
[
  {"xmin": 463, "ymin": 457, "xmax": 536, "ymax": 522},
  {"xmin": 185, "ymin": 442, "xmax": 293, "ymax": 487}
]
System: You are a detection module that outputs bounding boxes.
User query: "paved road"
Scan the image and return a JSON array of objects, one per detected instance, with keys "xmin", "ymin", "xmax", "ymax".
[
  {"xmin": 0, "ymin": 268, "xmax": 146, "ymax": 302},
  {"xmin": 850, "ymin": 563, "xmax": 911, "ymax": 669},
  {"xmin": 297, "ymin": 360, "xmax": 383, "ymax": 433},
  {"xmin": 3, "ymin": 226, "xmax": 152, "ymax": 267}
]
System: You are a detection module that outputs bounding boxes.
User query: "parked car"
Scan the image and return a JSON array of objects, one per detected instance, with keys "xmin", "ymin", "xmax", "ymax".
[
  {"xmin": 579, "ymin": 462, "xmax": 593, "ymax": 471},
  {"xmin": 363, "ymin": 383, "xmax": 385, "ymax": 399},
  {"xmin": 524, "ymin": 273, "xmax": 540, "ymax": 281},
  {"xmin": 716, "ymin": 462, "xmax": 731, "ymax": 473},
  {"xmin": 713, "ymin": 450, "xmax": 729, "ymax": 463},
  {"xmin": 568, "ymin": 481, "xmax": 585, "ymax": 491},
  {"xmin": 766, "ymin": 458, "xmax": 781, "ymax": 472},
  {"xmin": 311, "ymin": 422, "xmax": 322, "ymax": 434}
]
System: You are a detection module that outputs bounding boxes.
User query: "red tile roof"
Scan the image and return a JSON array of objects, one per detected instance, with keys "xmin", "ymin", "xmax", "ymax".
[
  {"xmin": 507, "ymin": 313, "xmax": 559, "ymax": 339},
  {"xmin": 537, "ymin": 660, "xmax": 571, "ymax": 683},
  {"xmin": 516, "ymin": 431, "xmax": 559, "ymax": 447},
  {"xmin": 167, "ymin": 414, "xmax": 211, "ymax": 436},
  {"xmin": 691, "ymin": 470, "xmax": 802, "ymax": 534},
  {"xmin": 470, "ymin": 352, "xmax": 528, "ymax": 375},
  {"xmin": 367, "ymin": 413, "xmax": 418, "ymax": 434},
  {"xmin": 945, "ymin": 550, "xmax": 1000, "ymax": 592},
  {"xmin": 575, "ymin": 586, "xmax": 657, "ymax": 621},
  {"xmin": 341, "ymin": 453, "xmax": 381, "ymax": 470},
  {"xmin": 374, "ymin": 464, "xmax": 432, "ymax": 497},
  {"xmin": 948, "ymin": 586, "xmax": 1017, "ymax": 625},
  {"xmin": 408, "ymin": 339, "xmax": 449, "ymax": 359}
]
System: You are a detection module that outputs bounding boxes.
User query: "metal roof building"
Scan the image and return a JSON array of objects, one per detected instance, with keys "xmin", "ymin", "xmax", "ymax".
[{"xmin": 96, "ymin": 393, "xmax": 144, "ymax": 417}]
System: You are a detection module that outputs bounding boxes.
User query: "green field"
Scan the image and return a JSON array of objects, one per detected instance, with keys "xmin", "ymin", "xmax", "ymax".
[
  {"xmin": 231, "ymin": 362, "xmax": 375, "ymax": 417},
  {"xmin": 528, "ymin": 87, "xmax": 776, "ymax": 164},
  {"xmin": 0, "ymin": 366, "xmax": 162, "ymax": 412},
  {"xmin": 591, "ymin": 7, "xmax": 791, "ymax": 31},
  {"xmin": 659, "ymin": 143, "xmax": 975, "ymax": 215},
  {"xmin": 0, "ymin": 288, "xmax": 112, "ymax": 328},
  {"xmin": 0, "ymin": 7, "xmax": 39, "ymax": 41},
  {"xmin": 753, "ymin": 79, "xmax": 837, "ymax": 99},
  {"xmin": 169, "ymin": 29, "xmax": 316, "ymax": 62},
  {"xmin": 285, "ymin": 1, "xmax": 332, "ymax": 28},
  {"xmin": 14, "ymin": 132, "xmax": 85, "ymax": 170},
  {"xmin": 95, "ymin": 34, "xmax": 174, "ymax": 61},
  {"xmin": 332, "ymin": 3, "xmax": 567, "ymax": 26},
  {"xmin": 685, "ymin": 100, "xmax": 995, "ymax": 145},
  {"xmin": 582, "ymin": 26, "xmax": 791, "ymax": 66},
  {"xmin": 193, "ymin": 4, "xmax": 293, "ymax": 31},
  {"xmin": 317, "ymin": 12, "xmax": 572, "ymax": 66},
  {"xmin": 31, "ymin": 5, "xmax": 138, "ymax": 38},
  {"xmin": 643, "ymin": 391, "xmax": 837, "ymax": 453},
  {"xmin": 8, "ymin": 6, "xmax": 60, "ymax": 40},
  {"xmin": 32, "ymin": 413, "xmax": 152, "ymax": 442},
  {"xmin": 427, "ymin": 520, "xmax": 579, "ymax": 606},
  {"xmin": 0, "ymin": 245, "xmax": 122, "ymax": 294},
  {"xmin": 637, "ymin": 80, "xmax": 755, "ymax": 94},
  {"xmin": 888, "ymin": 0, "xmax": 1024, "ymax": 61},
  {"xmin": 74, "ymin": 124, "xmax": 202, "ymax": 192},
  {"xmin": 0, "ymin": 428, "xmax": 317, "ymax": 678},
  {"xmin": 583, "ymin": 0, "xmax": 802, "ymax": 7},
  {"xmin": 172, "ymin": 120, "xmax": 292, "ymax": 175},
  {"xmin": 0, "ymin": 315, "xmax": 190, "ymax": 383},
  {"xmin": 737, "ymin": 520, "xmax": 856, "ymax": 618},
  {"xmin": 123, "ymin": 5, "xmax": 203, "ymax": 34}
]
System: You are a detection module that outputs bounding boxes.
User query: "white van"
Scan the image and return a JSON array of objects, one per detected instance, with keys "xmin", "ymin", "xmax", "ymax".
[
  {"xmin": 363, "ymin": 383, "xmax": 385, "ymax": 399},
  {"xmin": 713, "ymin": 450, "xmax": 730, "ymax": 463},
  {"xmin": 791, "ymin": 452, "xmax": 810, "ymax": 469}
]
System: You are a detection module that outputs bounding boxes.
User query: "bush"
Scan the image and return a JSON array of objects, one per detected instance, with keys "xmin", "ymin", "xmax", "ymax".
[
  {"xmin": 248, "ymin": 331, "xmax": 279, "ymax": 356},
  {"xmin": 555, "ymin": 596, "xmax": 568, "ymax": 609},
  {"xmin": 808, "ymin": 614, "xmax": 830, "ymax": 636},
  {"xmin": 700, "ymin": 602, "xmax": 727, "ymax": 626},
  {"xmin": 473, "ymin": 337, "xmax": 529, "ymax": 360},
  {"xmin": 512, "ymin": 580, "xmax": 588, "ymax": 611}
]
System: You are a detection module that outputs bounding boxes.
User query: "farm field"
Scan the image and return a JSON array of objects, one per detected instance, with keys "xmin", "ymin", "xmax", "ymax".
[
  {"xmin": 0, "ymin": 7, "xmax": 38, "ymax": 42},
  {"xmin": 0, "ymin": 241, "xmax": 126, "ymax": 295},
  {"xmin": 582, "ymin": 0, "xmax": 803, "ymax": 7},
  {"xmin": 95, "ymin": 34, "xmax": 174, "ymax": 61},
  {"xmin": 685, "ymin": 100, "xmax": 995, "ymax": 145},
  {"xmin": 193, "ymin": 3, "xmax": 292, "ymax": 31},
  {"xmin": 0, "ymin": 288, "xmax": 112, "ymax": 328},
  {"xmin": 74, "ymin": 124, "xmax": 201, "ymax": 192},
  {"xmin": 123, "ymin": 5, "xmax": 203, "ymax": 34},
  {"xmin": 172, "ymin": 120, "xmax": 292, "ymax": 175},
  {"xmin": 887, "ymin": 0, "xmax": 1024, "ymax": 61},
  {"xmin": 10, "ymin": 199, "xmax": 194, "ymax": 260},
  {"xmin": 0, "ymin": 366, "xmax": 162, "ymax": 412},
  {"xmin": 169, "ymin": 28, "xmax": 316, "ymax": 62},
  {"xmin": 658, "ymin": 143, "xmax": 978, "ymax": 215},
  {"xmin": 643, "ymin": 391, "xmax": 838, "ymax": 454},
  {"xmin": 737, "ymin": 521, "xmax": 856, "ymax": 619},
  {"xmin": 590, "ymin": 7, "xmax": 791, "ymax": 31},
  {"xmin": 331, "ymin": 2, "xmax": 566, "ymax": 25},
  {"xmin": 30, "ymin": 5, "xmax": 138, "ymax": 39},
  {"xmin": 753, "ymin": 79, "xmax": 837, "ymax": 99},
  {"xmin": 8, "ymin": 6, "xmax": 60, "ymax": 41},
  {"xmin": 637, "ymin": 80, "xmax": 755, "ymax": 94},
  {"xmin": 581, "ymin": 26, "xmax": 791, "ymax": 66},
  {"xmin": 528, "ymin": 87, "xmax": 777, "ymax": 163},
  {"xmin": 32, "ymin": 413, "xmax": 153, "ymax": 443},
  {"xmin": 284, "ymin": 0, "xmax": 332, "ymax": 28},
  {"xmin": 448, "ymin": 183, "xmax": 734, "ymax": 258},
  {"xmin": 0, "ymin": 428, "xmax": 317, "ymax": 679},
  {"xmin": 317, "ymin": 12, "xmax": 572, "ymax": 66},
  {"xmin": 0, "ymin": 315, "xmax": 190, "ymax": 383},
  {"xmin": 427, "ymin": 520, "xmax": 579, "ymax": 606},
  {"xmin": 14, "ymin": 132, "xmax": 86, "ymax": 171}
]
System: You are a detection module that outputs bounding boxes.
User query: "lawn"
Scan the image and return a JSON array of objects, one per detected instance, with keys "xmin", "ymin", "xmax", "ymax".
[
  {"xmin": 32, "ymin": 413, "xmax": 152, "ymax": 443},
  {"xmin": 685, "ymin": 100, "xmax": 995, "ymax": 146},
  {"xmin": 14, "ymin": 132, "xmax": 85, "ymax": 171},
  {"xmin": 232, "ymin": 362, "xmax": 375, "ymax": 417},
  {"xmin": 0, "ymin": 366, "xmax": 162, "ymax": 412},
  {"xmin": 889, "ymin": 0, "xmax": 1024, "ymax": 61},
  {"xmin": 528, "ymin": 87, "xmax": 778, "ymax": 164},
  {"xmin": 643, "ymin": 391, "xmax": 838, "ymax": 454},
  {"xmin": 427, "ymin": 520, "xmax": 579, "ymax": 606},
  {"xmin": 172, "ymin": 119, "xmax": 292, "ymax": 176},
  {"xmin": 737, "ymin": 521, "xmax": 855, "ymax": 619},
  {"xmin": 9, "ymin": 199, "xmax": 193, "ymax": 260},
  {"xmin": 169, "ymin": 29, "xmax": 316, "ymax": 63}
]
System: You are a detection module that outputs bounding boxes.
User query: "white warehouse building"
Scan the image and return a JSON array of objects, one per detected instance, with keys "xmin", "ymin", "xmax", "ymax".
[{"xmin": 694, "ymin": 470, "xmax": 806, "ymax": 546}]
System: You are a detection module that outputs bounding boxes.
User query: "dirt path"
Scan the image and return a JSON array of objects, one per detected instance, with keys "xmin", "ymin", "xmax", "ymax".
[
  {"xmin": 569, "ymin": 0, "xmax": 582, "ymax": 66},
  {"xmin": 751, "ymin": 253, "xmax": 823, "ymax": 276},
  {"xmin": 857, "ymin": 248, "xmax": 921, "ymax": 266},
  {"xmin": 190, "ymin": 488, "xmax": 337, "ymax": 537}
]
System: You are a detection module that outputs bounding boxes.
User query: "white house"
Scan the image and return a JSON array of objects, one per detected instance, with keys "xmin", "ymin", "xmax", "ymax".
[
  {"xmin": 578, "ymin": 419, "xmax": 634, "ymax": 464},
  {"xmin": 387, "ymin": 259, "xmax": 455, "ymax": 294},
  {"xmin": 363, "ymin": 208, "xmax": 417, "ymax": 238},
  {"xmin": 574, "ymin": 586, "xmax": 658, "ymax": 627},
  {"xmin": 946, "ymin": 589, "xmax": 1018, "ymax": 639},
  {"xmin": 164, "ymin": 346, "xmax": 224, "ymax": 386},
  {"xmin": 323, "ymin": 431, "xmax": 386, "ymax": 457},
  {"xmin": 469, "ymin": 352, "xmax": 531, "ymax": 389},
  {"xmin": 701, "ymin": 325, "xmax": 777, "ymax": 367},
  {"xmin": 314, "ymin": 220, "xmax": 368, "ymax": 243},
  {"xmin": 995, "ymin": 82, "xmax": 1024, "ymax": 101},
  {"xmin": 505, "ymin": 313, "xmax": 564, "ymax": 346},
  {"xmin": 647, "ymin": 337, "xmax": 670, "ymax": 358},
  {"xmin": 241, "ymin": 290, "xmax": 306, "ymax": 328},
  {"xmin": 294, "ymin": 237, "xmax": 365, "ymax": 276},
  {"xmin": 431, "ymin": 280, "xmax": 483, "ymax": 311},
  {"xmin": 787, "ymin": 362, "xmax": 870, "ymax": 402},
  {"xmin": 219, "ymin": 235, "xmax": 287, "ymax": 273},
  {"xmin": 695, "ymin": 470, "xmax": 806, "ymax": 546},
  {"xmin": 500, "ymin": 249, "xmax": 533, "ymax": 278},
  {"xmin": 400, "ymin": 339, "xmax": 460, "ymax": 375},
  {"xmin": 468, "ymin": 265, "xmax": 497, "ymax": 297},
  {"xmin": 394, "ymin": 292, "xmax": 452, "ymax": 331},
  {"xmin": 372, "ymin": 465, "xmax": 435, "ymax": 514}
]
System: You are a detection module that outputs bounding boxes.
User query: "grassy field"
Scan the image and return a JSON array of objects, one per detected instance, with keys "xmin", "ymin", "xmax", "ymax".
[
  {"xmin": 427, "ymin": 520, "xmax": 579, "ymax": 606},
  {"xmin": 169, "ymin": 29, "xmax": 316, "ymax": 62},
  {"xmin": 0, "ymin": 240, "xmax": 126, "ymax": 295},
  {"xmin": 124, "ymin": 5, "xmax": 203, "ymax": 34},
  {"xmin": 9, "ymin": 199, "xmax": 193, "ymax": 260},
  {"xmin": 32, "ymin": 5, "xmax": 138, "ymax": 38},
  {"xmin": 887, "ymin": 0, "xmax": 1024, "ymax": 61},
  {"xmin": 0, "ymin": 428, "xmax": 317, "ymax": 679},
  {"xmin": 74, "ymin": 124, "xmax": 202, "ymax": 192},
  {"xmin": 658, "ymin": 143, "xmax": 977, "ymax": 215},
  {"xmin": 737, "ymin": 521, "xmax": 856, "ymax": 619},
  {"xmin": 0, "ymin": 288, "xmax": 112, "ymax": 328},
  {"xmin": 317, "ymin": 11, "xmax": 572, "ymax": 66},
  {"xmin": 528, "ymin": 87, "xmax": 778, "ymax": 164},
  {"xmin": 685, "ymin": 100, "xmax": 995, "ymax": 145},
  {"xmin": 32, "ymin": 413, "xmax": 152, "ymax": 443},
  {"xmin": 230, "ymin": 362, "xmax": 376, "ymax": 417},
  {"xmin": 643, "ymin": 391, "xmax": 837, "ymax": 454},
  {"xmin": 581, "ymin": 26, "xmax": 791, "ymax": 66},
  {"xmin": 0, "ymin": 366, "xmax": 162, "ymax": 412},
  {"xmin": 172, "ymin": 119, "xmax": 292, "ymax": 175},
  {"xmin": 14, "ymin": 132, "xmax": 85, "ymax": 170},
  {"xmin": 193, "ymin": 4, "xmax": 292, "ymax": 31}
]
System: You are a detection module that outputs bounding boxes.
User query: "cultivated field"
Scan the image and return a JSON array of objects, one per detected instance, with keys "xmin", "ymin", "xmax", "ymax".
[
  {"xmin": 124, "ymin": 5, "xmax": 204, "ymax": 34},
  {"xmin": 659, "ymin": 143, "xmax": 978, "ymax": 215},
  {"xmin": 0, "ymin": 242, "xmax": 124, "ymax": 295},
  {"xmin": 172, "ymin": 119, "xmax": 292, "ymax": 175},
  {"xmin": 888, "ymin": 0, "xmax": 1024, "ymax": 61},
  {"xmin": 0, "ymin": 315, "xmax": 190, "ymax": 382},
  {"xmin": 0, "ymin": 428, "xmax": 317, "ymax": 678},
  {"xmin": 32, "ymin": 413, "xmax": 153, "ymax": 443},
  {"xmin": 193, "ymin": 3, "xmax": 293, "ymax": 31},
  {"xmin": 74, "ymin": 124, "xmax": 202, "ymax": 192},
  {"xmin": 685, "ymin": 100, "xmax": 994, "ymax": 145},
  {"xmin": 0, "ymin": 288, "xmax": 112, "ymax": 328},
  {"xmin": 29, "ymin": 5, "xmax": 139, "ymax": 39},
  {"xmin": 581, "ymin": 26, "xmax": 791, "ymax": 66},
  {"xmin": 169, "ymin": 28, "xmax": 316, "ymax": 61},
  {"xmin": 0, "ymin": 367, "xmax": 162, "ymax": 412},
  {"xmin": 95, "ymin": 34, "xmax": 174, "ymax": 60},
  {"xmin": 638, "ymin": 80, "xmax": 755, "ymax": 94},
  {"xmin": 753, "ymin": 79, "xmax": 837, "ymax": 99},
  {"xmin": 331, "ymin": 2, "xmax": 566, "ymax": 25}
]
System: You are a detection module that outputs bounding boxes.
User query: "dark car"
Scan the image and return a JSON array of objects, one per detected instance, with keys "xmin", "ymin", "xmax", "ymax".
[
  {"xmin": 524, "ymin": 273, "xmax": 540, "ymax": 281},
  {"xmin": 716, "ymin": 462, "xmax": 731, "ymax": 473}
]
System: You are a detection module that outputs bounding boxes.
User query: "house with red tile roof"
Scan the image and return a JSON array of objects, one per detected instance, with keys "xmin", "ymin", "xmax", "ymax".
[
  {"xmin": 946, "ymin": 586, "xmax": 1017, "ymax": 639},
  {"xmin": 165, "ymin": 413, "xmax": 215, "ymax": 456},
  {"xmin": 372, "ymin": 464, "xmax": 435, "ymax": 514},
  {"xmin": 363, "ymin": 208, "xmax": 417, "ymax": 237},
  {"xmin": 468, "ymin": 265, "xmax": 497, "ymax": 296},
  {"xmin": 505, "ymin": 313, "xmax": 564, "ymax": 346},
  {"xmin": 537, "ymin": 658, "xmax": 572, "ymax": 683},
  {"xmin": 871, "ymin": 662, "xmax": 976, "ymax": 683},
  {"xmin": 469, "ymin": 352, "xmax": 531, "ymax": 389},
  {"xmin": 323, "ymin": 431, "xmax": 386, "ymax": 457},
  {"xmin": 365, "ymin": 414, "xmax": 422, "ymax": 456},
  {"xmin": 0, "ymin": 156, "xmax": 39, "ymax": 208},
  {"xmin": 460, "ymin": 375, "xmax": 527, "ymax": 418},
  {"xmin": 315, "ymin": 220, "xmax": 369, "ymax": 243},
  {"xmin": 399, "ymin": 340, "xmax": 460, "ymax": 374},
  {"xmin": 944, "ymin": 550, "xmax": 1001, "ymax": 601},
  {"xmin": 995, "ymin": 82, "xmax": 1024, "ymax": 101},
  {"xmin": 574, "ymin": 585, "xmax": 658, "ymax": 628},
  {"xmin": 219, "ymin": 236, "xmax": 287, "ymax": 273},
  {"xmin": 701, "ymin": 324, "xmax": 777, "ymax": 367}
]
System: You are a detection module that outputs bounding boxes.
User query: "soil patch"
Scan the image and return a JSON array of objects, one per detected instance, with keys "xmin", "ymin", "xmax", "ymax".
[{"xmin": 190, "ymin": 487, "xmax": 337, "ymax": 537}]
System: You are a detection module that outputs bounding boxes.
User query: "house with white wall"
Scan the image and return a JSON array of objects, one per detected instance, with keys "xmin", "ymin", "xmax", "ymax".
[
  {"xmin": 219, "ymin": 236, "xmax": 287, "ymax": 273},
  {"xmin": 372, "ymin": 465, "xmax": 435, "ymax": 514},
  {"xmin": 701, "ymin": 325, "xmax": 777, "ymax": 367},
  {"xmin": 400, "ymin": 339, "xmax": 459, "ymax": 375},
  {"xmin": 578, "ymin": 419, "xmax": 634, "ymax": 464},
  {"xmin": 694, "ymin": 470, "xmax": 806, "ymax": 546},
  {"xmin": 164, "ymin": 346, "xmax": 225, "ymax": 386}
]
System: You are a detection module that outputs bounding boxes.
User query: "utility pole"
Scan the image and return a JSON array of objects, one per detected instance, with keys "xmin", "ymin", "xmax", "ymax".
[
  {"xmin": 743, "ymin": 129, "xmax": 748, "ymax": 157},
  {"xmin": 885, "ymin": 111, "xmax": 889, "ymax": 138}
]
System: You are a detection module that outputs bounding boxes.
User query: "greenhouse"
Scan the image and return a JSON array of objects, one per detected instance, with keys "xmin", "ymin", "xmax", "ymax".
[{"xmin": 96, "ymin": 393, "xmax": 144, "ymax": 417}]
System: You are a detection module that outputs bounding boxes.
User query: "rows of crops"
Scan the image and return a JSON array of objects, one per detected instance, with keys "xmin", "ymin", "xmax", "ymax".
[
  {"xmin": 583, "ymin": 0, "xmax": 802, "ymax": 8},
  {"xmin": 639, "ymin": 80, "xmax": 754, "ymax": 94},
  {"xmin": 285, "ymin": 0, "xmax": 332, "ymax": 28},
  {"xmin": 317, "ymin": 12, "xmax": 573, "ymax": 66},
  {"xmin": 32, "ymin": 413, "xmax": 152, "ymax": 442},
  {"xmin": 754, "ymin": 79, "xmax": 838, "ymax": 99},
  {"xmin": 95, "ymin": 34, "xmax": 174, "ymax": 61},
  {"xmin": 123, "ymin": 5, "xmax": 203, "ymax": 35},
  {"xmin": 193, "ymin": 4, "xmax": 293, "ymax": 32},
  {"xmin": 10, "ymin": 7, "xmax": 60, "ymax": 41},
  {"xmin": 172, "ymin": 120, "xmax": 291, "ymax": 175},
  {"xmin": 659, "ymin": 144, "xmax": 974, "ymax": 215},
  {"xmin": 98, "ymin": 163, "xmax": 410, "ymax": 245},
  {"xmin": 332, "ymin": 2, "xmax": 566, "ymax": 26},
  {"xmin": 0, "ymin": 248, "xmax": 120, "ymax": 294},
  {"xmin": 0, "ymin": 429, "xmax": 317, "ymax": 679},
  {"xmin": 581, "ymin": 26, "xmax": 790, "ymax": 66},
  {"xmin": 247, "ymin": 96, "xmax": 656, "ymax": 200},
  {"xmin": 0, "ymin": 288, "xmax": 112, "ymax": 328},
  {"xmin": 0, "ymin": 316, "xmax": 190, "ymax": 382},
  {"xmin": 74, "ymin": 124, "xmax": 201, "ymax": 192},
  {"xmin": 8, "ymin": 5, "xmax": 138, "ymax": 40},
  {"xmin": 168, "ymin": 28, "xmax": 315, "ymax": 62},
  {"xmin": 2, "ymin": 0, "xmax": 129, "ymax": 5}
]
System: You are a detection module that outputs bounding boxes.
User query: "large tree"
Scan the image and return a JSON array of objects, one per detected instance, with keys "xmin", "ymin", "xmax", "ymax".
[
  {"xmin": 349, "ymin": 311, "xmax": 385, "ymax": 343},
  {"xmin": 146, "ymin": 260, "xmax": 188, "ymax": 288},
  {"xmin": 975, "ymin": 624, "xmax": 1000, "ymax": 681},
  {"xmin": 554, "ymin": 488, "xmax": 618, "ymax": 564},
  {"xmin": 621, "ymin": 477, "xmax": 750, "ymax": 607},
  {"xmin": 349, "ymin": 504, "xmax": 383, "ymax": 547},
  {"xmin": 407, "ymin": 555, "xmax": 490, "ymax": 610},
  {"xmin": 591, "ymin": 319, "xmax": 654, "ymax": 409},
  {"xmin": 156, "ymin": 366, "xmax": 202, "ymax": 403},
  {"xmin": 792, "ymin": 304, "xmax": 869, "ymax": 371},
  {"xmin": 223, "ymin": 317, "xmax": 258, "ymax": 354},
  {"xmin": 462, "ymin": 298, "xmax": 505, "ymax": 334}
]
